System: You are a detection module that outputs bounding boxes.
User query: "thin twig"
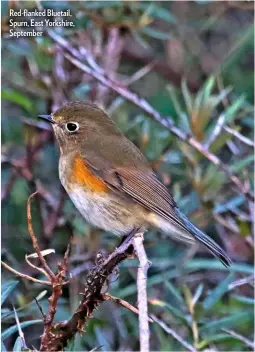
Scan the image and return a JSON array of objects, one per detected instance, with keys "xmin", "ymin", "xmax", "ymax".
[
  {"xmin": 204, "ymin": 113, "xmax": 225, "ymax": 149},
  {"xmin": 13, "ymin": 306, "xmax": 28, "ymax": 350},
  {"xmin": 1, "ymin": 261, "xmax": 51, "ymax": 286},
  {"xmin": 25, "ymin": 254, "xmax": 51, "ymax": 277},
  {"xmin": 96, "ymin": 27, "xmax": 124, "ymax": 106},
  {"xmin": 216, "ymin": 75, "xmax": 253, "ymax": 148},
  {"xmin": 228, "ymin": 274, "xmax": 254, "ymax": 290},
  {"xmin": 40, "ymin": 240, "xmax": 72, "ymax": 351},
  {"xmin": 45, "ymin": 32, "xmax": 253, "ymax": 201},
  {"xmin": 102, "ymin": 293, "xmax": 153, "ymax": 323},
  {"xmin": 34, "ymin": 298, "xmax": 46, "ymax": 319},
  {"xmin": 151, "ymin": 314, "xmax": 198, "ymax": 352},
  {"xmin": 27, "ymin": 192, "xmax": 56, "ymax": 281},
  {"xmin": 124, "ymin": 61, "xmax": 156, "ymax": 86},
  {"xmin": 133, "ymin": 233, "xmax": 151, "ymax": 352},
  {"xmin": 224, "ymin": 126, "xmax": 254, "ymax": 147},
  {"xmin": 222, "ymin": 329, "xmax": 255, "ymax": 349}
]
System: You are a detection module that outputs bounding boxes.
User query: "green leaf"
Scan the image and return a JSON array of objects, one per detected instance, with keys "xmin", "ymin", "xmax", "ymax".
[
  {"xmin": 1, "ymin": 89, "xmax": 34, "ymax": 113},
  {"xmin": 203, "ymin": 273, "xmax": 234, "ymax": 310},
  {"xmin": 130, "ymin": 28, "xmax": 150, "ymax": 49},
  {"xmin": 140, "ymin": 27, "xmax": 170, "ymax": 40},
  {"xmin": 13, "ymin": 337, "xmax": 23, "ymax": 352},
  {"xmin": 186, "ymin": 259, "xmax": 253, "ymax": 274},
  {"xmin": 197, "ymin": 333, "xmax": 232, "ymax": 349},
  {"xmin": 1, "ymin": 280, "xmax": 18, "ymax": 306},
  {"xmin": 166, "ymin": 85, "xmax": 183, "ymax": 117},
  {"xmin": 200, "ymin": 311, "xmax": 252, "ymax": 333},
  {"xmin": 181, "ymin": 80, "xmax": 193, "ymax": 115},
  {"xmin": 224, "ymin": 95, "xmax": 246, "ymax": 123},
  {"xmin": 1, "ymin": 341, "xmax": 7, "ymax": 352},
  {"xmin": 149, "ymin": 299, "xmax": 188, "ymax": 323},
  {"xmin": 220, "ymin": 25, "xmax": 254, "ymax": 74},
  {"xmin": 164, "ymin": 281, "xmax": 185, "ymax": 306},
  {"xmin": 230, "ymin": 155, "xmax": 254, "ymax": 173},
  {"xmin": 64, "ymin": 336, "xmax": 76, "ymax": 351},
  {"xmin": 147, "ymin": 5, "xmax": 176, "ymax": 23},
  {"xmin": 1, "ymin": 320, "xmax": 42, "ymax": 340},
  {"xmin": 192, "ymin": 283, "xmax": 204, "ymax": 306},
  {"xmin": 134, "ymin": 3, "xmax": 177, "ymax": 23},
  {"xmin": 231, "ymin": 295, "xmax": 254, "ymax": 305},
  {"xmin": 214, "ymin": 195, "xmax": 245, "ymax": 213},
  {"xmin": 209, "ymin": 87, "xmax": 232, "ymax": 110},
  {"xmin": 203, "ymin": 76, "xmax": 216, "ymax": 101}
]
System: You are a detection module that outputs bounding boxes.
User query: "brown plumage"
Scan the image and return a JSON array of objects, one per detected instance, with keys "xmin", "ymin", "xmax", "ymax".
[{"xmin": 38, "ymin": 101, "xmax": 232, "ymax": 267}]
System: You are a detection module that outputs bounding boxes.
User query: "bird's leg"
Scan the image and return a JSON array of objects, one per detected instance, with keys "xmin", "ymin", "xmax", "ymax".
[
  {"xmin": 117, "ymin": 227, "xmax": 140, "ymax": 255},
  {"xmin": 118, "ymin": 227, "xmax": 140, "ymax": 245}
]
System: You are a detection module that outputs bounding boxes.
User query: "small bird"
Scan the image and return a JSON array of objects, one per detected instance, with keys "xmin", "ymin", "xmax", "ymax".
[{"xmin": 38, "ymin": 101, "xmax": 231, "ymax": 267}]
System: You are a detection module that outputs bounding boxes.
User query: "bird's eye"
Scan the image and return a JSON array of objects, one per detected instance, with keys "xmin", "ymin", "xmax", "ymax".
[{"xmin": 65, "ymin": 122, "xmax": 79, "ymax": 132}]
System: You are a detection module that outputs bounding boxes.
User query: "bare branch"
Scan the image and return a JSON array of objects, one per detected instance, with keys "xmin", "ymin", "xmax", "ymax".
[
  {"xmin": 222, "ymin": 329, "xmax": 255, "ymax": 349},
  {"xmin": 13, "ymin": 306, "xmax": 28, "ymax": 350},
  {"xmin": 96, "ymin": 27, "xmax": 124, "ymax": 106},
  {"xmin": 102, "ymin": 293, "xmax": 153, "ymax": 323},
  {"xmin": 40, "ymin": 240, "xmax": 72, "ymax": 351},
  {"xmin": 27, "ymin": 192, "xmax": 56, "ymax": 282},
  {"xmin": 133, "ymin": 233, "xmax": 151, "ymax": 352},
  {"xmin": 124, "ymin": 62, "xmax": 156, "ymax": 86},
  {"xmin": 228, "ymin": 274, "xmax": 254, "ymax": 290},
  {"xmin": 204, "ymin": 113, "xmax": 225, "ymax": 149},
  {"xmin": 224, "ymin": 126, "xmax": 254, "ymax": 147},
  {"xmin": 1, "ymin": 261, "xmax": 51, "ymax": 286},
  {"xmin": 25, "ymin": 254, "xmax": 51, "ymax": 277}
]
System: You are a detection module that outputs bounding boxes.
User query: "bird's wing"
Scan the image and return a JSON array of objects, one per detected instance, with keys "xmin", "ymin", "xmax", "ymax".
[
  {"xmin": 81, "ymin": 152, "xmax": 187, "ymax": 233},
  {"xmin": 82, "ymin": 152, "xmax": 231, "ymax": 267}
]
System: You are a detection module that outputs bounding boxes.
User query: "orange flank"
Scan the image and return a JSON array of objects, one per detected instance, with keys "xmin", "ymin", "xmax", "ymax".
[{"xmin": 71, "ymin": 154, "xmax": 108, "ymax": 193}]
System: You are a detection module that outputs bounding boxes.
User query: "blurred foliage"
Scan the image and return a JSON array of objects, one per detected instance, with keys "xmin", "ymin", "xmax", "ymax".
[{"xmin": 1, "ymin": 1, "xmax": 254, "ymax": 351}]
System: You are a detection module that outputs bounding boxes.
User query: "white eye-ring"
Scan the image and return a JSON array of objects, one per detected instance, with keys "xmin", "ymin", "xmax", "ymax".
[{"xmin": 65, "ymin": 122, "xmax": 79, "ymax": 133}]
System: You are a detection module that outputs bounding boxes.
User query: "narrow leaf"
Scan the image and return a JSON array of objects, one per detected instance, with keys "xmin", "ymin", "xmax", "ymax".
[
  {"xmin": 141, "ymin": 27, "xmax": 170, "ymax": 40},
  {"xmin": 13, "ymin": 337, "xmax": 23, "ymax": 352},
  {"xmin": 200, "ymin": 312, "xmax": 252, "ymax": 333},
  {"xmin": 1, "ymin": 341, "xmax": 7, "ymax": 352},
  {"xmin": 203, "ymin": 76, "xmax": 216, "ymax": 100},
  {"xmin": 26, "ymin": 249, "xmax": 55, "ymax": 258},
  {"xmin": 181, "ymin": 80, "xmax": 193, "ymax": 115},
  {"xmin": 203, "ymin": 273, "xmax": 234, "ymax": 310},
  {"xmin": 224, "ymin": 95, "xmax": 246, "ymax": 123},
  {"xmin": 186, "ymin": 260, "xmax": 253, "ymax": 274},
  {"xmin": 1, "ymin": 281, "xmax": 18, "ymax": 306},
  {"xmin": 197, "ymin": 333, "xmax": 232, "ymax": 349},
  {"xmin": 230, "ymin": 155, "xmax": 254, "ymax": 173},
  {"xmin": 164, "ymin": 281, "xmax": 185, "ymax": 305},
  {"xmin": 231, "ymin": 295, "xmax": 254, "ymax": 305},
  {"xmin": 2, "ymin": 320, "xmax": 42, "ymax": 340}
]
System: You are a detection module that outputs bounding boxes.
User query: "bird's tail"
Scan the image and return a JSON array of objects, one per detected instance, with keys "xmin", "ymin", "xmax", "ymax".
[{"xmin": 175, "ymin": 208, "xmax": 232, "ymax": 267}]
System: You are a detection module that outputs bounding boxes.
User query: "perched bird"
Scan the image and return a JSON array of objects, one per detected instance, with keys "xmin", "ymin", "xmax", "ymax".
[{"xmin": 38, "ymin": 101, "xmax": 231, "ymax": 267}]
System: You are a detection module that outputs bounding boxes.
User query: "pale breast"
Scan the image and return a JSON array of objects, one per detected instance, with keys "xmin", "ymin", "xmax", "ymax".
[
  {"xmin": 58, "ymin": 155, "xmax": 147, "ymax": 235},
  {"xmin": 68, "ymin": 186, "xmax": 143, "ymax": 235}
]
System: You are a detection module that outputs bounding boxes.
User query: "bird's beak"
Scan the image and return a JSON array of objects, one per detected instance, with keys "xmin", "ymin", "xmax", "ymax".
[{"xmin": 37, "ymin": 115, "xmax": 55, "ymax": 124}]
